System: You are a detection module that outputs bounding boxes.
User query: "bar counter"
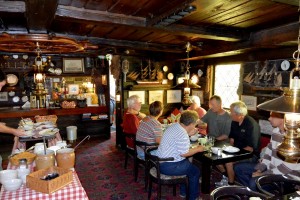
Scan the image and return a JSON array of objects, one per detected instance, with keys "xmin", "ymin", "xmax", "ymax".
[{"xmin": 0, "ymin": 106, "xmax": 108, "ymax": 118}]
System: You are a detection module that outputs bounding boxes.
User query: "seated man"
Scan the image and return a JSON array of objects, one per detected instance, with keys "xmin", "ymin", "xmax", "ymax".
[
  {"xmin": 136, "ymin": 101, "xmax": 163, "ymax": 158},
  {"xmin": 224, "ymin": 101, "xmax": 261, "ymax": 185},
  {"xmin": 234, "ymin": 112, "xmax": 300, "ymax": 191},
  {"xmin": 157, "ymin": 110, "xmax": 204, "ymax": 200},
  {"xmin": 200, "ymin": 95, "xmax": 232, "ymax": 141}
]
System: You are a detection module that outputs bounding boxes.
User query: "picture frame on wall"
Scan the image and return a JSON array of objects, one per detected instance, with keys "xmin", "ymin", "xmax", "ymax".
[
  {"xmin": 68, "ymin": 84, "xmax": 80, "ymax": 95},
  {"xmin": 192, "ymin": 89, "xmax": 204, "ymax": 105},
  {"xmin": 0, "ymin": 92, "xmax": 8, "ymax": 101},
  {"xmin": 149, "ymin": 90, "xmax": 164, "ymax": 104},
  {"xmin": 241, "ymin": 95, "xmax": 257, "ymax": 111},
  {"xmin": 166, "ymin": 90, "xmax": 182, "ymax": 103},
  {"xmin": 128, "ymin": 91, "xmax": 145, "ymax": 104},
  {"xmin": 63, "ymin": 58, "xmax": 85, "ymax": 73}
]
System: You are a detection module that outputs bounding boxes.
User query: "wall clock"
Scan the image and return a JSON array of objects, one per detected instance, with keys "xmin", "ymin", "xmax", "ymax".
[{"xmin": 281, "ymin": 60, "xmax": 290, "ymax": 71}]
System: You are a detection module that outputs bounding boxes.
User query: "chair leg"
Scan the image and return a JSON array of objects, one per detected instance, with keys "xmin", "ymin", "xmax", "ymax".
[
  {"xmin": 173, "ymin": 185, "xmax": 176, "ymax": 196},
  {"xmin": 134, "ymin": 157, "xmax": 138, "ymax": 182},
  {"xmin": 186, "ymin": 179, "xmax": 189, "ymax": 200},
  {"xmin": 144, "ymin": 166, "xmax": 148, "ymax": 191},
  {"xmin": 158, "ymin": 183, "xmax": 161, "ymax": 200},
  {"xmin": 148, "ymin": 180, "xmax": 152, "ymax": 200},
  {"xmin": 124, "ymin": 149, "xmax": 128, "ymax": 169}
]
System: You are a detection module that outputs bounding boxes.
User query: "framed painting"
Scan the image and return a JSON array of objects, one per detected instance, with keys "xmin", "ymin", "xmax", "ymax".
[
  {"xmin": 68, "ymin": 84, "xmax": 80, "ymax": 95},
  {"xmin": 149, "ymin": 90, "xmax": 164, "ymax": 104},
  {"xmin": 192, "ymin": 89, "xmax": 204, "ymax": 105},
  {"xmin": 0, "ymin": 92, "xmax": 8, "ymax": 101},
  {"xmin": 166, "ymin": 90, "xmax": 182, "ymax": 103},
  {"xmin": 241, "ymin": 95, "xmax": 257, "ymax": 111},
  {"xmin": 63, "ymin": 58, "xmax": 85, "ymax": 73},
  {"xmin": 128, "ymin": 91, "xmax": 145, "ymax": 104}
]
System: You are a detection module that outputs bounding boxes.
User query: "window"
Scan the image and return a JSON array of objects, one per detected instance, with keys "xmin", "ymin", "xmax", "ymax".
[{"xmin": 214, "ymin": 64, "xmax": 241, "ymax": 108}]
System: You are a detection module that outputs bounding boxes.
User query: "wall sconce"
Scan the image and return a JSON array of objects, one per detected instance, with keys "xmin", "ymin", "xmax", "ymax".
[
  {"xmin": 116, "ymin": 93, "xmax": 121, "ymax": 102},
  {"xmin": 102, "ymin": 75, "xmax": 107, "ymax": 85}
]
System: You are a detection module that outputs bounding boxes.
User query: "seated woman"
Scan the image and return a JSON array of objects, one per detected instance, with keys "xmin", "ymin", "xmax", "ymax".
[
  {"xmin": 157, "ymin": 110, "xmax": 204, "ymax": 199},
  {"xmin": 136, "ymin": 101, "xmax": 163, "ymax": 158},
  {"xmin": 187, "ymin": 95, "xmax": 207, "ymax": 135},
  {"xmin": 122, "ymin": 95, "xmax": 146, "ymax": 148}
]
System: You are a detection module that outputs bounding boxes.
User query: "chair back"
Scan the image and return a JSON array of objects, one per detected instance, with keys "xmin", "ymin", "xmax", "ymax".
[
  {"xmin": 145, "ymin": 147, "xmax": 174, "ymax": 178},
  {"xmin": 135, "ymin": 140, "xmax": 158, "ymax": 158},
  {"xmin": 255, "ymin": 174, "xmax": 300, "ymax": 197},
  {"xmin": 210, "ymin": 185, "xmax": 269, "ymax": 200},
  {"xmin": 123, "ymin": 132, "xmax": 136, "ymax": 150}
]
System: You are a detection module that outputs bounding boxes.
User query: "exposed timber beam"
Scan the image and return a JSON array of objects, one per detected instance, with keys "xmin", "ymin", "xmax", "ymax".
[
  {"xmin": 0, "ymin": 1, "xmax": 25, "ymax": 12},
  {"xmin": 56, "ymin": 33, "xmax": 184, "ymax": 53},
  {"xmin": 56, "ymin": 5, "xmax": 146, "ymax": 27},
  {"xmin": 188, "ymin": 22, "xmax": 299, "ymax": 60},
  {"xmin": 25, "ymin": 0, "xmax": 58, "ymax": 33}
]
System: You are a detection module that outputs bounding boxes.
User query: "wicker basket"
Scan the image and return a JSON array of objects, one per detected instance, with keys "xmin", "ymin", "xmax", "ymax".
[
  {"xmin": 10, "ymin": 152, "xmax": 36, "ymax": 166},
  {"xmin": 26, "ymin": 166, "xmax": 73, "ymax": 194},
  {"xmin": 35, "ymin": 115, "xmax": 58, "ymax": 124}
]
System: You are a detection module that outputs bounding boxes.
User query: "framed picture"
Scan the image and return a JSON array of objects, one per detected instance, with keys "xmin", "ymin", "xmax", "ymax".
[
  {"xmin": 68, "ymin": 84, "xmax": 80, "ymax": 95},
  {"xmin": 128, "ymin": 91, "xmax": 145, "ymax": 104},
  {"xmin": 63, "ymin": 58, "xmax": 85, "ymax": 73},
  {"xmin": 167, "ymin": 90, "xmax": 182, "ymax": 103},
  {"xmin": 149, "ymin": 90, "xmax": 164, "ymax": 104},
  {"xmin": 241, "ymin": 95, "xmax": 257, "ymax": 111},
  {"xmin": 192, "ymin": 89, "xmax": 204, "ymax": 105},
  {"xmin": 0, "ymin": 92, "xmax": 8, "ymax": 101}
]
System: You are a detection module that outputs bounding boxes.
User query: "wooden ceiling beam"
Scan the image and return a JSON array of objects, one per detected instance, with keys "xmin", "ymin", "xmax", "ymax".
[
  {"xmin": 56, "ymin": 5, "xmax": 146, "ymax": 27},
  {"xmin": 56, "ymin": 33, "xmax": 184, "ymax": 53},
  {"xmin": 25, "ymin": 0, "xmax": 58, "ymax": 33},
  {"xmin": 188, "ymin": 22, "xmax": 299, "ymax": 60},
  {"xmin": 0, "ymin": 1, "xmax": 25, "ymax": 12}
]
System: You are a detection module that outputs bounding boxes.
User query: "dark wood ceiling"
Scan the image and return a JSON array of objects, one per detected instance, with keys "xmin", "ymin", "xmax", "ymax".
[{"xmin": 0, "ymin": 0, "xmax": 298, "ymax": 59}]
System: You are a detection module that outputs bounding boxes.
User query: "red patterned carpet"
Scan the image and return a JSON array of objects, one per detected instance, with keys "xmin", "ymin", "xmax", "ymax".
[{"xmin": 75, "ymin": 131, "xmax": 222, "ymax": 200}]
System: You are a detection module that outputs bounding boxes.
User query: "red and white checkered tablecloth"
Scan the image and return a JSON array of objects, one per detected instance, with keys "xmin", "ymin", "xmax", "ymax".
[{"xmin": 0, "ymin": 163, "xmax": 89, "ymax": 200}]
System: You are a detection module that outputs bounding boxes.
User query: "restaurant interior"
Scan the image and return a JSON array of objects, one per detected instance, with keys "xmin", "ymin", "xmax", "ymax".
[{"xmin": 0, "ymin": 0, "xmax": 300, "ymax": 199}]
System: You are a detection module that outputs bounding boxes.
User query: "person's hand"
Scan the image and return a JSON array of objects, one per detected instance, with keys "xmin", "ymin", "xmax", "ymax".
[
  {"xmin": 196, "ymin": 145, "xmax": 205, "ymax": 152},
  {"xmin": 252, "ymin": 170, "xmax": 262, "ymax": 177},
  {"xmin": 13, "ymin": 129, "xmax": 26, "ymax": 137}
]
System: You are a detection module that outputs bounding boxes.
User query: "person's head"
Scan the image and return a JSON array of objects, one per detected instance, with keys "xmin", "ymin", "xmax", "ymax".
[
  {"xmin": 149, "ymin": 101, "xmax": 163, "ymax": 117},
  {"xmin": 0, "ymin": 69, "xmax": 6, "ymax": 91},
  {"xmin": 127, "ymin": 95, "xmax": 142, "ymax": 111},
  {"xmin": 268, "ymin": 112, "xmax": 284, "ymax": 129},
  {"xmin": 190, "ymin": 95, "xmax": 201, "ymax": 110},
  {"xmin": 209, "ymin": 95, "xmax": 222, "ymax": 112},
  {"xmin": 230, "ymin": 101, "xmax": 248, "ymax": 122},
  {"xmin": 180, "ymin": 110, "xmax": 199, "ymax": 135}
]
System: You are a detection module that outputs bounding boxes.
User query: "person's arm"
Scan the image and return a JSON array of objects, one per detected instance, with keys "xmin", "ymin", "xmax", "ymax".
[
  {"xmin": 0, "ymin": 123, "xmax": 25, "ymax": 137},
  {"xmin": 216, "ymin": 134, "xmax": 228, "ymax": 141},
  {"xmin": 181, "ymin": 145, "xmax": 204, "ymax": 157}
]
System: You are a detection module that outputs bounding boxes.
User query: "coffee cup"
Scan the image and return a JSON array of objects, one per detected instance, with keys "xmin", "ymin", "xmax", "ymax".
[{"xmin": 198, "ymin": 137, "xmax": 207, "ymax": 146}]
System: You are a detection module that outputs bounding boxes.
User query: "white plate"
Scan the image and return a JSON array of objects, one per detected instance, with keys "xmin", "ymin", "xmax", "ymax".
[
  {"xmin": 21, "ymin": 96, "xmax": 28, "ymax": 102},
  {"xmin": 223, "ymin": 146, "xmax": 240, "ymax": 153},
  {"xmin": 6, "ymin": 74, "xmax": 18, "ymax": 86},
  {"xmin": 55, "ymin": 68, "xmax": 62, "ymax": 75},
  {"xmin": 8, "ymin": 91, "xmax": 15, "ymax": 97}
]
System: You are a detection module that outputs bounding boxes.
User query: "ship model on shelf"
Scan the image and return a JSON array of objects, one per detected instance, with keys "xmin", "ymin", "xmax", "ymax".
[
  {"xmin": 127, "ymin": 59, "xmax": 160, "ymax": 85},
  {"xmin": 243, "ymin": 61, "xmax": 284, "ymax": 89}
]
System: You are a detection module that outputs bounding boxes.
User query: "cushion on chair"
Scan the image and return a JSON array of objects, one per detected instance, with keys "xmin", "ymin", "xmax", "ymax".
[{"xmin": 150, "ymin": 167, "xmax": 187, "ymax": 180}]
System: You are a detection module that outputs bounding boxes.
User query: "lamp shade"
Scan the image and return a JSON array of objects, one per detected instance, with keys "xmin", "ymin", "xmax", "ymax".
[
  {"xmin": 173, "ymin": 79, "xmax": 201, "ymax": 89},
  {"xmin": 257, "ymin": 88, "xmax": 300, "ymax": 114}
]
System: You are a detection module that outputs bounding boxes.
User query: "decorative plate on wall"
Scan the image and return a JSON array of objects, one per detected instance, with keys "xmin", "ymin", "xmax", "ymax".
[{"xmin": 6, "ymin": 74, "xmax": 18, "ymax": 86}]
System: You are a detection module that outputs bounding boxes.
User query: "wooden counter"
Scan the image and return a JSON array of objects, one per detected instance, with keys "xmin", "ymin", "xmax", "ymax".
[{"xmin": 0, "ymin": 106, "xmax": 108, "ymax": 118}]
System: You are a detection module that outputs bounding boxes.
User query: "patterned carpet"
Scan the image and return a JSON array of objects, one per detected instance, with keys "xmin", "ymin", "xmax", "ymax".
[{"xmin": 75, "ymin": 131, "xmax": 223, "ymax": 200}]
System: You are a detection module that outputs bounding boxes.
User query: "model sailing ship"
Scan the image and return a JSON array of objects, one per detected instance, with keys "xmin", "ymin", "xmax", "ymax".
[
  {"xmin": 243, "ymin": 61, "xmax": 282, "ymax": 87},
  {"xmin": 127, "ymin": 59, "xmax": 160, "ymax": 84}
]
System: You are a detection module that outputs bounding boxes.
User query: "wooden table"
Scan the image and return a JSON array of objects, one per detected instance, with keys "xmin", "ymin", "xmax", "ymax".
[{"xmin": 193, "ymin": 141, "xmax": 253, "ymax": 194}]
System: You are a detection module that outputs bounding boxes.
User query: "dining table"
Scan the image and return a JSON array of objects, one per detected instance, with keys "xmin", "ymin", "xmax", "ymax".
[
  {"xmin": 268, "ymin": 191, "xmax": 300, "ymax": 200},
  {"xmin": 193, "ymin": 140, "xmax": 253, "ymax": 194},
  {"xmin": 0, "ymin": 139, "xmax": 89, "ymax": 200}
]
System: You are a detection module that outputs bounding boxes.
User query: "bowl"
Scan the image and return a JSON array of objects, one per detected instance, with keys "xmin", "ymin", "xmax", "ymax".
[
  {"xmin": 190, "ymin": 134, "xmax": 199, "ymax": 142},
  {"xmin": 0, "ymin": 169, "xmax": 18, "ymax": 184},
  {"xmin": 2, "ymin": 179, "xmax": 22, "ymax": 191},
  {"xmin": 17, "ymin": 168, "xmax": 30, "ymax": 178},
  {"xmin": 211, "ymin": 147, "xmax": 221, "ymax": 155}
]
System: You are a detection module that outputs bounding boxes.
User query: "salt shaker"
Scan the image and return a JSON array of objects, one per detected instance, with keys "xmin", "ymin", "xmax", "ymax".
[
  {"xmin": 217, "ymin": 149, "xmax": 222, "ymax": 157},
  {"xmin": 19, "ymin": 158, "xmax": 28, "ymax": 169}
]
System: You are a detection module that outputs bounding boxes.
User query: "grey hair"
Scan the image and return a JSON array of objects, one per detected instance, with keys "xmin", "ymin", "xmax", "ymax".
[
  {"xmin": 230, "ymin": 101, "xmax": 248, "ymax": 116},
  {"xmin": 190, "ymin": 95, "xmax": 201, "ymax": 107},
  {"xmin": 180, "ymin": 110, "xmax": 199, "ymax": 126},
  {"xmin": 127, "ymin": 95, "xmax": 140, "ymax": 108}
]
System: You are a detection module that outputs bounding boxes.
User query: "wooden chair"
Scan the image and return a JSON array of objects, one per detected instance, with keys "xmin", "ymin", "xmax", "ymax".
[
  {"xmin": 255, "ymin": 174, "xmax": 300, "ymax": 197},
  {"xmin": 123, "ymin": 132, "xmax": 157, "ymax": 189},
  {"xmin": 210, "ymin": 185, "xmax": 269, "ymax": 200},
  {"xmin": 145, "ymin": 147, "xmax": 189, "ymax": 200}
]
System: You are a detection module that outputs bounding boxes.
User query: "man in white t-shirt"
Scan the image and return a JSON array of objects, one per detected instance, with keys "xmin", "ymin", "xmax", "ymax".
[{"xmin": 157, "ymin": 110, "xmax": 204, "ymax": 200}]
